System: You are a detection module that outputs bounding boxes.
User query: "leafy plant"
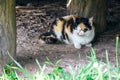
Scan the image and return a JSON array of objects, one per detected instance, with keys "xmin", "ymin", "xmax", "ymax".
[{"xmin": 1, "ymin": 62, "xmax": 18, "ymax": 80}]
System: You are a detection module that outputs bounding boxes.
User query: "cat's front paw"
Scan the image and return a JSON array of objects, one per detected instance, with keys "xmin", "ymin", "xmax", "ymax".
[
  {"xmin": 74, "ymin": 44, "xmax": 81, "ymax": 49},
  {"xmin": 85, "ymin": 43, "xmax": 92, "ymax": 47}
]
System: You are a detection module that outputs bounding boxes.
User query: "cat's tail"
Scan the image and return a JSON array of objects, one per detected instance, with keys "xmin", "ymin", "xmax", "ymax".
[{"xmin": 38, "ymin": 32, "xmax": 61, "ymax": 44}]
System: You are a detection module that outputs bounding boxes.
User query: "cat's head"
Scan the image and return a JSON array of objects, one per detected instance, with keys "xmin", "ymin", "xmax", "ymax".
[{"xmin": 74, "ymin": 17, "xmax": 94, "ymax": 36}]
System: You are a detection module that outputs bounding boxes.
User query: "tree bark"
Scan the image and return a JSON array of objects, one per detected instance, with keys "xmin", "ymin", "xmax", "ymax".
[
  {"xmin": 67, "ymin": 0, "xmax": 107, "ymax": 33},
  {"xmin": 0, "ymin": 0, "xmax": 16, "ymax": 73}
]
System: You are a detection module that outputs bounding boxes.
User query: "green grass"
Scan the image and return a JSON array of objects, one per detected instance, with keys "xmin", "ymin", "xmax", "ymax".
[{"xmin": 0, "ymin": 36, "xmax": 120, "ymax": 80}]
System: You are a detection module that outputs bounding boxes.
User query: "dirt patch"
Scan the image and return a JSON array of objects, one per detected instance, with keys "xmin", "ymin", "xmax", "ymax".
[{"xmin": 16, "ymin": 0, "xmax": 120, "ymax": 74}]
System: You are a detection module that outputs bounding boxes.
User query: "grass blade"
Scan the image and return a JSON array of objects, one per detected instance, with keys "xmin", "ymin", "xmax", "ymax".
[
  {"xmin": 116, "ymin": 35, "xmax": 119, "ymax": 70},
  {"xmin": 106, "ymin": 50, "xmax": 111, "ymax": 80}
]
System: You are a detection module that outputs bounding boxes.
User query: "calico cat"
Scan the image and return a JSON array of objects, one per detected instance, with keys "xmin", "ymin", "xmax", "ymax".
[{"xmin": 39, "ymin": 15, "xmax": 95, "ymax": 49}]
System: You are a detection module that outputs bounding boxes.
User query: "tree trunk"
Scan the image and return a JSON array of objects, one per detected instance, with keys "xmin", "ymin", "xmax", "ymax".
[
  {"xmin": 0, "ymin": 0, "xmax": 16, "ymax": 73},
  {"xmin": 67, "ymin": 0, "xmax": 107, "ymax": 33}
]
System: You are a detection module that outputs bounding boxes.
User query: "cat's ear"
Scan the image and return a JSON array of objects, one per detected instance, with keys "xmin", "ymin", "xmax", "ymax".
[{"xmin": 89, "ymin": 17, "xmax": 93, "ymax": 26}]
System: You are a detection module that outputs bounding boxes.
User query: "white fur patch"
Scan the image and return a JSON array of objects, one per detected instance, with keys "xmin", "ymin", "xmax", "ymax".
[{"xmin": 73, "ymin": 29, "xmax": 95, "ymax": 44}]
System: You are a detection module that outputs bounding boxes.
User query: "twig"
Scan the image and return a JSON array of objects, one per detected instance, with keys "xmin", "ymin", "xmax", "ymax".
[{"xmin": 66, "ymin": 0, "xmax": 72, "ymax": 8}]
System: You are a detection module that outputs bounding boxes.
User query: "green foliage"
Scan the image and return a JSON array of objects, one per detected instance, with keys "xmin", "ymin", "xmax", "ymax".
[
  {"xmin": 116, "ymin": 35, "xmax": 119, "ymax": 70},
  {"xmin": 0, "ymin": 37, "xmax": 119, "ymax": 80},
  {"xmin": 45, "ymin": 57, "xmax": 62, "ymax": 67},
  {"xmin": 0, "ymin": 62, "xmax": 19, "ymax": 80}
]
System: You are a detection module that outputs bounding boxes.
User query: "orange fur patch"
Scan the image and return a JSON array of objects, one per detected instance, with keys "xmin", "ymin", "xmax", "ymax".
[
  {"xmin": 79, "ymin": 23, "xmax": 86, "ymax": 30},
  {"xmin": 53, "ymin": 19, "xmax": 65, "ymax": 33},
  {"xmin": 65, "ymin": 16, "xmax": 73, "ymax": 21}
]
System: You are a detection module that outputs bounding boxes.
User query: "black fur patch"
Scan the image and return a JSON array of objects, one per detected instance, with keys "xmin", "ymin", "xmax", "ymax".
[
  {"xmin": 51, "ymin": 19, "xmax": 57, "ymax": 29},
  {"xmin": 39, "ymin": 32, "xmax": 59, "ymax": 44},
  {"xmin": 58, "ymin": 17, "xmax": 65, "ymax": 21},
  {"xmin": 62, "ymin": 25, "xmax": 65, "ymax": 39},
  {"xmin": 66, "ymin": 18, "xmax": 77, "ymax": 33},
  {"xmin": 61, "ymin": 18, "xmax": 67, "ymax": 42},
  {"xmin": 76, "ymin": 17, "xmax": 92, "ymax": 30},
  {"xmin": 65, "ymin": 33, "xmax": 69, "ymax": 42},
  {"xmin": 45, "ymin": 37, "xmax": 58, "ymax": 44}
]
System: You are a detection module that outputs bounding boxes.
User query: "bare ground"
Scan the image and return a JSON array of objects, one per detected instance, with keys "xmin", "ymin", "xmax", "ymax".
[{"xmin": 16, "ymin": 0, "xmax": 120, "ymax": 74}]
